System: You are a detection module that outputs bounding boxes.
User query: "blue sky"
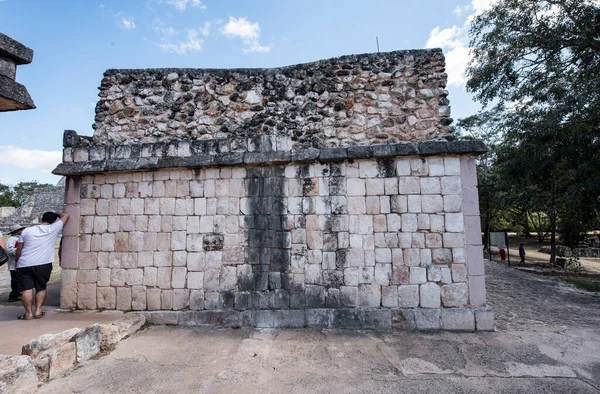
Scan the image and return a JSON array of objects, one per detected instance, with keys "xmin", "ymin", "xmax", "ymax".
[{"xmin": 0, "ymin": 0, "xmax": 492, "ymax": 186}]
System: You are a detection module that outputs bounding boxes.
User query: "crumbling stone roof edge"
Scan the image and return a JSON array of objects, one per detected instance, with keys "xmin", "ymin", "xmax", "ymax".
[
  {"xmin": 0, "ymin": 75, "xmax": 36, "ymax": 110},
  {"xmin": 103, "ymin": 48, "xmax": 444, "ymax": 77},
  {"xmin": 0, "ymin": 33, "xmax": 33, "ymax": 64},
  {"xmin": 52, "ymin": 140, "xmax": 487, "ymax": 176}
]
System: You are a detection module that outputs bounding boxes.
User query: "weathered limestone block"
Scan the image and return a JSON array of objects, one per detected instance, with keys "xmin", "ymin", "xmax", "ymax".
[
  {"xmin": 397, "ymin": 285, "xmax": 419, "ymax": 308},
  {"xmin": 21, "ymin": 328, "xmax": 81, "ymax": 381},
  {"xmin": 116, "ymin": 287, "xmax": 132, "ymax": 310},
  {"xmin": 414, "ymin": 309, "xmax": 440, "ymax": 330},
  {"xmin": 173, "ymin": 289, "xmax": 190, "ymax": 310},
  {"xmin": 97, "ymin": 287, "xmax": 116, "ymax": 309},
  {"xmin": 440, "ymin": 308, "xmax": 475, "ymax": 331},
  {"xmin": 409, "ymin": 266, "xmax": 426, "ymax": 284},
  {"xmin": 0, "ymin": 355, "xmax": 38, "ymax": 394},
  {"xmin": 419, "ymin": 282, "xmax": 441, "ymax": 308},
  {"xmin": 475, "ymin": 307, "xmax": 495, "ymax": 331},
  {"xmin": 358, "ymin": 284, "xmax": 381, "ymax": 307},
  {"xmin": 99, "ymin": 314, "xmax": 146, "ymax": 346},
  {"xmin": 77, "ymin": 283, "xmax": 97, "ymax": 309},
  {"xmin": 60, "ymin": 269, "xmax": 77, "ymax": 309},
  {"xmin": 381, "ymin": 286, "xmax": 398, "ymax": 307},
  {"xmin": 391, "ymin": 309, "xmax": 416, "ymax": 330},
  {"xmin": 71, "ymin": 324, "xmax": 102, "ymax": 363},
  {"xmin": 147, "ymin": 288, "xmax": 162, "ymax": 311},
  {"xmin": 131, "ymin": 286, "xmax": 147, "ymax": 310},
  {"xmin": 441, "ymin": 283, "xmax": 468, "ymax": 307},
  {"xmin": 451, "ymin": 264, "xmax": 467, "ymax": 283}
]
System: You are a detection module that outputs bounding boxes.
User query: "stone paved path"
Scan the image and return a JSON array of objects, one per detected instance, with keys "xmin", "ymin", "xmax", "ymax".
[
  {"xmin": 486, "ymin": 260, "xmax": 600, "ymax": 330},
  {"xmin": 39, "ymin": 261, "xmax": 600, "ymax": 393}
]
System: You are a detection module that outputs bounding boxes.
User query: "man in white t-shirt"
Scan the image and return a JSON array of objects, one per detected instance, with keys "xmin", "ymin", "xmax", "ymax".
[{"xmin": 16, "ymin": 211, "xmax": 69, "ymax": 320}]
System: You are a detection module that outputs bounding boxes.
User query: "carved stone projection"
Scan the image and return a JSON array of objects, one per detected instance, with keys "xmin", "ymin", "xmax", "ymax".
[
  {"xmin": 53, "ymin": 49, "xmax": 494, "ymax": 331},
  {"xmin": 0, "ymin": 33, "xmax": 35, "ymax": 112}
]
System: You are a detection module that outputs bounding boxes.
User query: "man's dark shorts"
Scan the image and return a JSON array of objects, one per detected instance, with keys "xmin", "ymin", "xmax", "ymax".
[{"xmin": 17, "ymin": 263, "xmax": 53, "ymax": 292}]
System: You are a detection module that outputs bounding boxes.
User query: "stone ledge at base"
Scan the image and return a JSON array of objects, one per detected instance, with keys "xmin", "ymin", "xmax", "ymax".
[
  {"xmin": 0, "ymin": 314, "xmax": 146, "ymax": 393},
  {"xmin": 143, "ymin": 307, "xmax": 495, "ymax": 331}
]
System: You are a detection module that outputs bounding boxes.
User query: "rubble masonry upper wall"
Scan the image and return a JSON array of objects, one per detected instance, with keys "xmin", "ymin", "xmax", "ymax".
[{"xmin": 92, "ymin": 49, "xmax": 452, "ymax": 148}]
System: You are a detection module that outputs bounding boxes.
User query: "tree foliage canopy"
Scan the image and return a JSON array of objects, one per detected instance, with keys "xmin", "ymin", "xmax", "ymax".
[
  {"xmin": 467, "ymin": 0, "xmax": 600, "ymax": 132},
  {"xmin": 464, "ymin": 0, "xmax": 600, "ymax": 259},
  {"xmin": 0, "ymin": 181, "xmax": 53, "ymax": 208}
]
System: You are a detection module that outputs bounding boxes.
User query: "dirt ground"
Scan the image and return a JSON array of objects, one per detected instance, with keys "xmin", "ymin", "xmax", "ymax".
[
  {"xmin": 493, "ymin": 235, "xmax": 600, "ymax": 274},
  {"xmin": 39, "ymin": 260, "xmax": 600, "ymax": 394}
]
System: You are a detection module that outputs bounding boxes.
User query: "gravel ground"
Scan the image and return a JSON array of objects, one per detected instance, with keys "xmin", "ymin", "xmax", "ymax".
[
  {"xmin": 38, "ymin": 259, "xmax": 600, "ymax": 394},
  {"xmin": 485, "ymin": 260, "xmax": 600, "ymax": 331}
]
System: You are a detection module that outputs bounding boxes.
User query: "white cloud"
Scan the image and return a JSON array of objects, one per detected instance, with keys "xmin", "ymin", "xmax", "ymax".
[
  {"xmin": 157, "ymin": 27, "xmax": 204, "ymax": 54},
  {"xmin": 120, "ymin": 16, "xmax": 136, "ymax": 30},
  {"xmin": 471, "ymin": 0, "xmax": 496, "ymax": 16},
  {"xmin": 425, "ymin": 0, "xmax": 499, "ymax": 87},
  {"xmin": 243, "ymin": 41, "xmax": 270, "ymax": 54},
  {"xmin": 444, "ymin": 46, "xmax": 471, "ymax": 87},
  {"xmin": 425, "ymin": 25, "xmax": 470, "ymax": 86},
  {"xmin": 0, "ymin": 146, "xmax": 62, "ymax": 172},
  {"xmin": 108, "ymin": 10, "xmax": 136, "ymax": 31},
  {"xmin": 164, "ymin": 0, "xmax": 206, "ymax": 11},
  {"xmin": 453, "ymin": 5, "xmax": 469, "ymax": 16},
  {"xmin": 153, "ymin": 18, "xmax": 177, "ymax": 36},
  {"xmin": 199, "ymin": 21, "xmax": 210, "ymax": 37},
  {"xmin": 153, "ymin": 19, "xmax": 209, "ymax": 55},
  {"xmin": 221, "ymin": 17, "xmax": 260, "ymax": 40},
  {"xmin": 220, "ymin": 17, "xmax": 271, "ymax": 54},
  {"xmin": 425, "ymin": 26, "xmax": 464, "ymax": 49},
  {"xmin": 159, "ymin": 26, "xmax": 177, "ymax": 36}
]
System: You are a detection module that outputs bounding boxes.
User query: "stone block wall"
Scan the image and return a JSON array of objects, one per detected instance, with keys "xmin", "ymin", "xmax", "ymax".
[
  {"xmin": 56, "ymin": 138, "xmax": 491, "ymax": 330},
  {"xmin": 54, "ymin": 49, "xmax": 493, "ymax": 330}
]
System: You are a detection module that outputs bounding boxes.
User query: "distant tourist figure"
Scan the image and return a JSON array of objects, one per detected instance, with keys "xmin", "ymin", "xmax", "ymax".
[
  {"xmin": 15, "ymin": 212, "xmax": 69, "ymax": 320},
  {"xmin": 498, "ymin": 243, "xmax": 507, "ymax": 261},
  {"xmin": 0, "ymin": 231, "xmax": 6, "ymax": 279},
  {"xmin": 519, "ymin": 243, "xmax": 526, "ymax": 266},
  {"xmin": 6, "ymin": 224, "xmax": 26, "ymax": 302}
]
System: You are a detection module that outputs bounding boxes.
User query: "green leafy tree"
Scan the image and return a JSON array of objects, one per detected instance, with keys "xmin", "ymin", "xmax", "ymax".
[
  {"xmin": 12, "ymin": 181, "xmax": 53, "ymax": 206},
  {"xmin": 0, "ymin": 181, "xmax": 53, "ymax": 207},
  {"xmin": 467, "ymin": 0, "xmax": 600, "ymax": 128},
  {"xmin": 456, "ymin": 113, "xmax": 507, "ymax": 254},
  {"xmin": 0, "ymin": 183, "xmax": 16, "ymax": 207},
  {"xmin": 466, "ymin": 0, "xmax": 600, "ymax": 264}
]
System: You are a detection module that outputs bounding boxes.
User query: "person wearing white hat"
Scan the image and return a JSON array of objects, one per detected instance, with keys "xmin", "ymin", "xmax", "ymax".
[{"xmin": 7, "ymin": 224, "xmax": 26, "ymax": 302}]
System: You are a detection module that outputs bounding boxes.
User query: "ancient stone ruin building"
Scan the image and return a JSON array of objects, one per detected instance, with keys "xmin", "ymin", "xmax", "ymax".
[
  {"xmin": 53, "ymin": 49, "xmax": 494, "ymax": 330},
  {"xmin": 0, "ymin": 178, "xmax": 66, "ymax": 233}
]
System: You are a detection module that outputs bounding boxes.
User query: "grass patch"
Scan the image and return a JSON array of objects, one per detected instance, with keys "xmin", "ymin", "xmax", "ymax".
[{"xmin": 562, "ymin": 278, "xmax": 600, "ymax": 292}]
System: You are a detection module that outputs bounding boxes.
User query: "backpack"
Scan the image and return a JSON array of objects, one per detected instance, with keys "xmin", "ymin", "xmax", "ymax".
[{"xmin": 0, "ymin": 247, "xmax": 7, "ymax": 266}]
